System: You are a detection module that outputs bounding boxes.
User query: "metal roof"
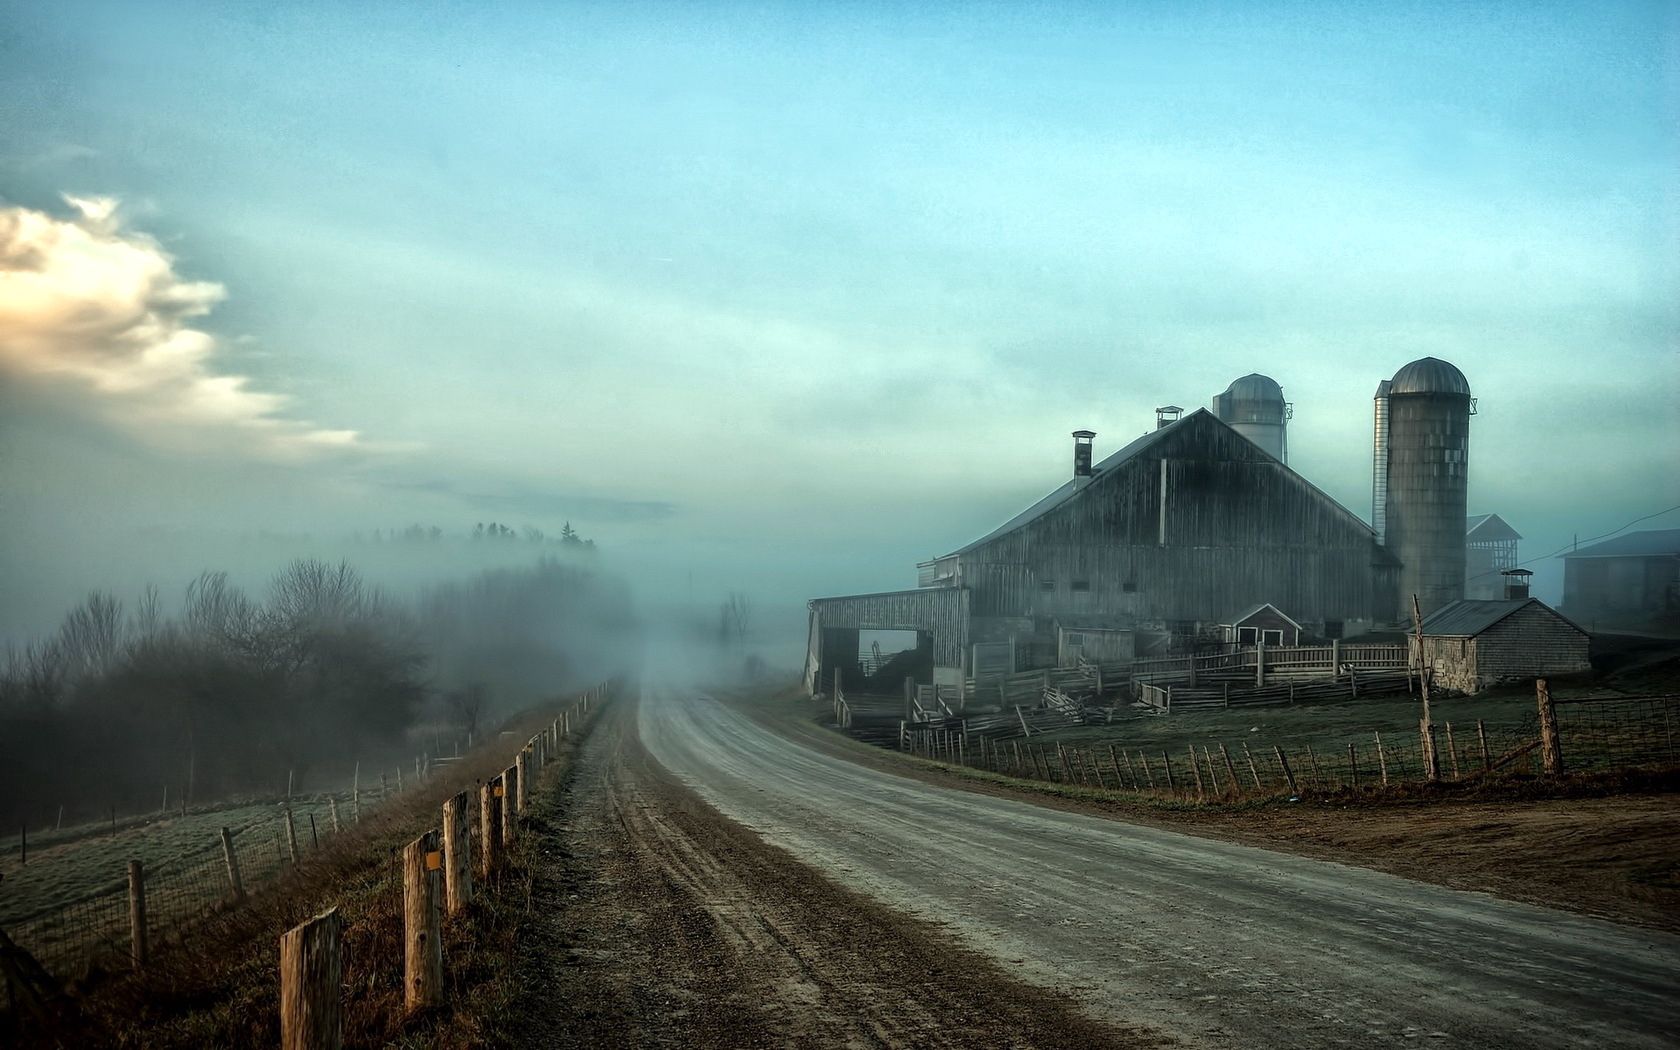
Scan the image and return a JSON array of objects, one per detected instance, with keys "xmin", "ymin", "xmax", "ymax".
[
  {"xmin": 1419, "ymin": 598, "xmax": 1585, "ymax": 637},
  {"xmin": 1466, "ymin": 513, "xmax": 1522, "ymax": 541},
  {"xmin": 1562, "ymin": 528, "xmax": 1680, "ymax": 560},
  {"xmin": 943, "ymin": 414, "xmax": 1185, "ymax": 555},
  {"xmin": 1389, "ymin": 357, "xmax": 1471, "ymax": 397},
  {"xmin": 1219, "ymin": 373, "xmax": 1285, "ymax": 402}
]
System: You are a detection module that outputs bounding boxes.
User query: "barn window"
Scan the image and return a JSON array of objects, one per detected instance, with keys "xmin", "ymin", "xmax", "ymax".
[
  {"xmin": 1071, "ymin": 580, "xmax": 1091, "ymax": 592},
  {"xmin": 1262, "ymin": 629, "xmax": 1284, "ymax": 646},
  {"xmin": 1040, "ymin": 579, "xmax": 1055, "ymax": 591},
  {"xmin": 1065, "ymin": 632, "xmax": 1085, "ymax": 646},
  {"xmin": 1237, "ymin": 626, "xmax": 1258, "ymax": 645}
]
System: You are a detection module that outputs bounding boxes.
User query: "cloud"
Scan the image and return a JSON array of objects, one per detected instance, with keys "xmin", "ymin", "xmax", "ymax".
[{"xmin": 0, "ymin": 194, "xmax": 362, "ymax": 459}]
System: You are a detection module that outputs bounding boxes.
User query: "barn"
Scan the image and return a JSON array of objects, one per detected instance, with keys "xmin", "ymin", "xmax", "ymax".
[
  {"xmin": 1416, "ymin": 598, "xmax": 1591, "ymax": 694},
  {"xmin": 1561, "ymin": 528, "xmax": 1680, "ymax": 629},
  {"xmin": 806, "ymin": 405, "xmax": 1399, "ymax": 694}
]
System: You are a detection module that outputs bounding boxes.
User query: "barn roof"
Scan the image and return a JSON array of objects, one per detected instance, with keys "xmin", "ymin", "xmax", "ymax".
[
  {"xmin": 1420, "ymin": 598, "xmax": 1586, "ymax": 637},
  {"xmin": 943, "ymin": 415, "xmax": 1183, "ymax": 555},
  {"xmin": 1224, "ymin": 602, "xmax": 1302, "ymax": 630},
  {"xmin": 1466, "ymin": 513, "xmax": 1521, "ymax": 541},
  {"xmin": 942, "ymin": 409, "xmax": 1392, "ymax": 561},
  {"xmin": 1561, "ymin": 528, "xmax": 1680, "ymax": 559}
]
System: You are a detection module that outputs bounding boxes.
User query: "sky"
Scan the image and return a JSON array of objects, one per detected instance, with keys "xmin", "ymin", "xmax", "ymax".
[{"xmin": 1, "ymin": 1, "xmax": 1677, "ymax": 643}]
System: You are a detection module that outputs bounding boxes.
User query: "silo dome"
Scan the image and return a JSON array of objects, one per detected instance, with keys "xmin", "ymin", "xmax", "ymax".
[
  {"xmin": 1389, "ymin": 357, "xmax": 1471, "ymax": 397},
  {"xmin": 1211, "ymin": 372, "xmax": 1290, "ymax": 462},
  {"xmin": 1222, "ymin": 373, "xmax": 1286, "ymax": 404}
]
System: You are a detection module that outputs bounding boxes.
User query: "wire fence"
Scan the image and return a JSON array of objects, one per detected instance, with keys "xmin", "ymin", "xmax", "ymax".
[
  {"xmin": 3, "ymin": 790, "xmax": 398, "ymax": 982},
  {"xmin": 905, "ymin": 693, "xmax": 1680, "ymax": 799}
]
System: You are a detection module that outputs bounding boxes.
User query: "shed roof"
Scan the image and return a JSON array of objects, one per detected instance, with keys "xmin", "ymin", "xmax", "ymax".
[
  {"xmin": 1561, "ymin": 528, "xmax": 1680, "ymax": 560},
  {"xmin": 1419, "ymin": 598, "xmax": 1585, "ymax": 637},
  {"xmin": 1224, "ymin": 602, "xmax": 1302, "ymax": 630}
]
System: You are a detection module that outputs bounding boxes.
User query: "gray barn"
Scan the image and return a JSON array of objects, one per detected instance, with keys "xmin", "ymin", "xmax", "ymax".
[{"xmin": 806, "ymin": 408, "xmax": 1398, "ymax": 693}]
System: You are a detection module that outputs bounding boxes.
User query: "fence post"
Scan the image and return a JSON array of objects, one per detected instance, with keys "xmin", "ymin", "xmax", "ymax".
[
  {"xmin": 1445, "ymin": 722, "xmax": 1460, "ymax": 780},
  {"xmin": 220, "ymin": 826, "xmax": 245, "ymax": 900},
  {"xmin": 1348, "ymin": 743, "xmax": 1360, "ymax": 787},
  {"xmin": 1273, "ymin": 746, "xmax": 1299, "ymax": 797},
  {"xmin": 516, "ymin": 749, "xmax": 531, "ymax": 815},
  {"xmin": 402, "ymin": 830, "xmax": 444, "ymax": 1013},
  {"xmin": 280, "ymin": 908, "xmax": 342, "ymax": 1050},
  {"xmin": 1477, "ymin": 720, "xmax": 1492, "ymax": 772},
  {"xmin": 1255, "ymin": 638, "xmax": 1266, "ymax": 687},
  {"xmin": 1241, "ymin": 742, "xmax": 1262, "ymax": 789},
  {"xmin": 479, "ymin": 777, "xmax": 503, "ymax": 878},
  {"xmin": 329, "ymin": 796, "xmax": 342, "ymax": 834},
  {"xmin": 1188, "ymin": 746, "xmax": 1205, "ymax": 799},
  {"xmin": 1374, "ymin": 732, "xmax": 1389, "ymax": 786},
  {"xmin": 1160, "ymin": 751, "xmax": 1176, "ymax": 793},
  {"xmin": 442, "ymin": 791, "xmax": 472, "ymax": 916},
  {"xmin": 500, "ymin": 764, "xmax": 519, "ymax": 846},
  {"xmin": 1219, "ymin": 744, "xmax": 1239, "ymax": 793},
  {"xmin": 285, "ymin": 808, "xmax": 301, "ymax": 865},
  {"xmin": 1537, "ymin": 678, "xmax": 1563, "ymax": 775},
  {"xmin": 128, "ymin": 859, "xmax": 148, "ymax": 968}
]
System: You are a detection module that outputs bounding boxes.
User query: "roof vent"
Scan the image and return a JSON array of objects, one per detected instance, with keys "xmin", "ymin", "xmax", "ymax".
[
  {"xmin": 1072, "ymin": 430, "xmax": 1095, "ymax": 481},
  {"xmin": 1154, "ymin": 406, "xmax": 1183, "ymax": 430},
  {"xmin": 1501, "ymin": 568, "xmax": 1532, "ymax": 601}
]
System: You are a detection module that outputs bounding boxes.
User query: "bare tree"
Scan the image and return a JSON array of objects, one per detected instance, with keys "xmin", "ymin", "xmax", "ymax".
[
  {"xmin": 718, "ymin": 591, "xmax": 751, "ymax": 649},
  {"xmin": 55, "ymin": 592, "xmax": 125, "ymax": 680},
  {"xmin": 446, "ymin": 682, "xmax": 489, "ymax": 741}
]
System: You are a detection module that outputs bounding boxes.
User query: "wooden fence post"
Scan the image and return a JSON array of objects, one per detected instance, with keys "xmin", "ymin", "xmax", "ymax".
[
  {"xmin": 1160, "ymin": 751, "xmax": 1176, "ymax": 793},
  {"xmin": 1202, "ymin": 745, "xmax": 1222, "ymax": 795},
  {"xmin": 443, "ymin": 791, "xmax": 472, "ymax": 916},
  {"xmin": 402, "ymin": 830, "xmax": 444, "ymax": 1013},
  {"xmin": 1477, "ymin": 720, "xmax": 1492, "ymax": 772},
  {"xmin": 127, "ymin": 859, "xmax": 148, "ymax": 968},
  {"xmin": 285, "ymin": 808, "xmax": 301, "ymax": 865},
  {"xmin": 1348, "ymin": 743, "xmax": 1360, "ymax": 787},
  {"xmin": 1374, "ymin": 732, "xmax": 1389, "ymax": 786},
  {"xmin": 516, "ymin": 750, "xmax": 531, "ymax": 815},
  {"xmin": 1138, "ymin": 750, "xmax": 1156, "ymax": 789},
  {"xmin": 500, "ymin": 765, "xmax": 518, "ymax": 846},
  {"xmin": 280, "ymin": 908, "xmax": 342, "ymax": 1050},
  {"xmin": 1537, "ymin": 678, "xmax": 1563, "ymax": 775},
  {"xmin": 329, "ymin": 796, "xmax": 342, "ymax": 833},
  {"xmin": 1188, "ymin": 746, "xmax": 1205, "ymax": 799},
  {"xmin": 220, "ymin": 826, "xmax": 245, "ymax": 900},
  {"xmin": 1241, "ymin": 743, "xmax": 1262, "ymax": 789},
  {"xmin": 1219, "ymin": 744, "xmax": 1239, "ymax": 794},
  {"xmin": 479, "ymin": 777, "xmax": 503, "ymax": 878},
  {"xmin": 1273, "ymin": 746, "xmax": 1299, "ymax": 797},
  {"xmin": 1444, "ymin": 722, "xmax": 1460, "ymax": 780}
]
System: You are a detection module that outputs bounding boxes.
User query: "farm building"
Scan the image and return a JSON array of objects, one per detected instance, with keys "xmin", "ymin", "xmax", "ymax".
[
  {"xmin": 806, "ymin": 401, "xmax": 1401, "ymax": 693},
  {"xmin": 1221, "ymin": 603, "xmax": 1302, "ymax": 648},
  {"xmin": 1417, "ymin": 597, "xmax": 1590, "ymax": 694},
  {"xmin": 805, "ymin": 357, "xmax": 1481, "ymax": 697},
  {"xmin": 1561, "ymin": 528, "xmax": 1680, "ymax": 629},
  {"xmin": 1465, "ymin": 514, "xmax": 1521, "ymax": 600}
]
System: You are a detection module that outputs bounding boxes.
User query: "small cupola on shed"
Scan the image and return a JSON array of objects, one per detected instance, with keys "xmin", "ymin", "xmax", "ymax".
[
  {"xmin": 1155, "ymin": 405, "xmax": 1183, "ymax": 430},
  {"xmin": 1501, "ymin": 568, "xmax": 1533, "ymax": 600}
]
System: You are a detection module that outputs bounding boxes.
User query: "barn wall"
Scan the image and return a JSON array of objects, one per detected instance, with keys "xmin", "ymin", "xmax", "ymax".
[{"xmin": 1476, "ymin": 605, "xmax": 1591, "ymax": 681}]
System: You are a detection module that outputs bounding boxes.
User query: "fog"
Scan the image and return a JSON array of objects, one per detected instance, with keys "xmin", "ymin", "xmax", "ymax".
[{"xmin": 3, "ymin": 4, "xmax": 1677, "ymax": 827}]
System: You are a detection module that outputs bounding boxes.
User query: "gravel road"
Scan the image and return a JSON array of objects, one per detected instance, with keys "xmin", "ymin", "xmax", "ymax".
[{"xmin": 639, "ymin": 688, "xmax": 1680, "ymax": 1050}]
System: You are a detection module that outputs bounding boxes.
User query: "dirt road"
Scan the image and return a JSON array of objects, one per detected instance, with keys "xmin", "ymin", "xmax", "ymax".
[
  {"xmin": 510, "ymin": 696, "xmax": 1166, "ymax": 1048},
  {"xmin": 640, "ymin": 688, "xmax": 1680, "ymax": 1049}
]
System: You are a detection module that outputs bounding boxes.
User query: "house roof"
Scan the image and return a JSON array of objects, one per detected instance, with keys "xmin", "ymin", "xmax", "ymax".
[
  {"xmin": 1466, "ymin": 513, "xmax": 1521, "ymax": 541},
  {"xmin": 1419, "ymin": 598, "xmax": 1586, "ymax": 637},
  {"xmin": 1561, "ymin": 528, "xmax": 1680, "ymax": 560},
  {"xmin": 1224, "ymin": 602, "xmax": 1302, "ymax": 630},
  {"xmin": 941, "ymin": 409, "xmax": 1392, "ymax": 561}
]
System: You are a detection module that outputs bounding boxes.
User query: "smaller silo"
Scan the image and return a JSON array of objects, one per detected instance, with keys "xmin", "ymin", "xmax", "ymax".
[
  {"xmin": 1382, "ymin": 357, "xmax": 1473, "ymax": 620},
  {"xmin": 1211, "ymin": 373, "xmax": 1290, "ymax": 462}
]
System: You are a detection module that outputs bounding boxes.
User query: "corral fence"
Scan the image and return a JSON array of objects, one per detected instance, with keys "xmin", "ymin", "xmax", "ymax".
[
  {"xmin": 889, "ymin": 681, "xmax": 1678, "ymax": 802},
  {"xmin": 0, "ymin": 684, "xmax": 611, "ymax": 1040}
]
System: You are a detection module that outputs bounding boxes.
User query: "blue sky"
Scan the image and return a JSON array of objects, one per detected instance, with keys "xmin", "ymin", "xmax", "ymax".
[{"xmin": 1, "ymin": 1, "xmax": 1676, "ymax": 636}]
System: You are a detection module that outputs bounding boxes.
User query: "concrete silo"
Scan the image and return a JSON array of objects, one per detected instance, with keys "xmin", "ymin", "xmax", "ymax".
[
  {"xmin": 1379, "ymin": 357, "xmax": 1473, "ymax": 620},
  {"xmin": 1211, "ymin": 373, "xmax": 1291, "ymax": 462}
]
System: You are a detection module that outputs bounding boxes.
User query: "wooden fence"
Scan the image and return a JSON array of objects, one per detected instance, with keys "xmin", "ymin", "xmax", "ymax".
[{"xmin": 883, "ymin": 682, "xmax": 1678, "ymax": 804}]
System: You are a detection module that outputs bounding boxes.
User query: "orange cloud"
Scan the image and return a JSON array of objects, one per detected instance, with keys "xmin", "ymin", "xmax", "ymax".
[{"xmin": 0, "ymin": 195, "xmax": 362, "ymax": 459}]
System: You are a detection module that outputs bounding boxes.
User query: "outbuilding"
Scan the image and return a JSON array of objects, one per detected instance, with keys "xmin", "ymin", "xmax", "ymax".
[
  {"xmin": 1221, "ymin": 603, "xmax": 1302, "ymax": 648},
  {"xmin": 1417, "ymin": 598, "xmax": 1590, "ymax": 694}
]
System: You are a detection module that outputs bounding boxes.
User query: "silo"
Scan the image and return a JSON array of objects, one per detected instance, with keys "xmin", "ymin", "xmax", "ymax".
[
  {"xmin": 1211, "ymin": 373, "xmax": 1290, "ymax": 462},
  {"xmin": 1381, "ymin": 357, "xmax": 1473, "ymax": 620},
  {"xmin": 1371, "ymin": 379, "xmax": 1391, "ymax": 544}
]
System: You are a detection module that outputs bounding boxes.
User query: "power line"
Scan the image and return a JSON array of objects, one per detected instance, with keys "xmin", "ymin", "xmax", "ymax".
[{"xmin": 1539, "ymin": 504, "xmax": 1680, "ymax": 563}]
